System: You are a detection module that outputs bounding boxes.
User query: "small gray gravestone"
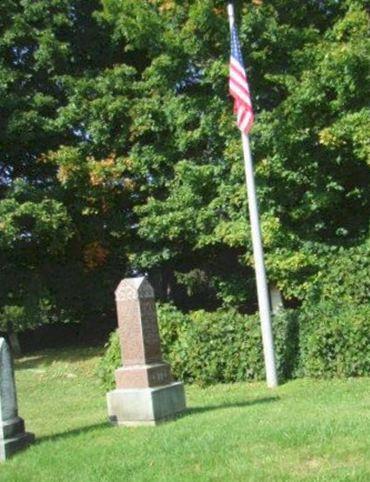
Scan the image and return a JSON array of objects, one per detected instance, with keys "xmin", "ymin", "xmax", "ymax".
[
  {"xmin": 107, "ymin": 277, "xmax": 186, "ymax": 426},
  {"xmin": 270, "ymin": 285, "xmax": 283, "ymax": 315},
  {"xmin": 0, "ymin": 338, "xmax": 34, "ymax": 461}
]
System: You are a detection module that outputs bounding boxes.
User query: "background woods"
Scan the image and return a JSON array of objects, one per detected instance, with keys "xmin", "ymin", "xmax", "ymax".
[{"xmin": 0, "ymin": 0, "xmax": 369, "ymax": 349}]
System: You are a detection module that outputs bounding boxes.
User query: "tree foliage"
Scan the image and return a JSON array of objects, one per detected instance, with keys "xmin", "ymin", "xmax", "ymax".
[{"xmin": 0, "ymin": 0, "xmax": 369, "ymax": 335}]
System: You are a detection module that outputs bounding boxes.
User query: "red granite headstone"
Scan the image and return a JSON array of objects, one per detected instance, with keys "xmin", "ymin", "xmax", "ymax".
[
  {"xmin": 114, "ymin": 277, "xmax": 173, "ymax": 390},
  {"xmin": 107, "ymin": 277, "xmax": 186, "ymax": 426}
]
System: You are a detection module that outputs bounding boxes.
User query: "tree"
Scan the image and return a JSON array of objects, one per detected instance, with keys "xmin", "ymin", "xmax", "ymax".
[
  {"xmin": 0, "ymin": 0, "xmax": 122, "ymax": 343},
  {"xmin": 1, "ymin": 0, "xmax": 368, "ymax": 346},
  {"xmin": 101, "ymin": 0, "xmax": 369, "ymax": 308}
]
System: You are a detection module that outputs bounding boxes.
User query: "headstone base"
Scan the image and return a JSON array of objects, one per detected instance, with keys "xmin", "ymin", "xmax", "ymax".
[
  {"xmin": 115, "ymin": 362, "xmax": 173, "ymax": 389},
  {"xmin": 0, "ymin": 417, "xmax": 34, "ymax": 461},
  {"xmin": 107, "ymin": 381, "xmax": 186, "ymax": 426}
]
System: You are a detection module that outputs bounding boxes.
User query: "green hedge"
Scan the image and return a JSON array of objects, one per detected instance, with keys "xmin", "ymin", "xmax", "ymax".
[
  {"xmin": 166, "ymin": 308, "xmax": 299, "ymax": 385},
  {"xmin": 98, "ymin": 302, "xmax": 369, "ymax": 388},
  {"xmin": 298, "ymin": 302, "xmax": 370, "ymax": 378},
  {"xmin": 98, "ymin": 304, "xmax": 298, "ymax": 388}
]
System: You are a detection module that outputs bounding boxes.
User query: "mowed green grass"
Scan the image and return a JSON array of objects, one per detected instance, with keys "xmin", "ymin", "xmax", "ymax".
[{"xmin": 1, "ymin": 347, "xmax": 369, "ymax": 481}]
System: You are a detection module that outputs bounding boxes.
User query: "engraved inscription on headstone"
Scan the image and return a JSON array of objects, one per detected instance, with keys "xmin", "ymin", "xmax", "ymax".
[
  {"xmin": 106, "ymin": 277, "xmax": 186, "ymax": 426},
  {"xmin": 0, "ymin": 338, "xmax": 34, "ymax": 461}
]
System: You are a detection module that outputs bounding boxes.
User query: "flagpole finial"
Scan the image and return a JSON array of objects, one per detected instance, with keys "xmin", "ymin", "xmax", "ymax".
[
  {"xmin": 227, "ymin": 3, "xmax": 235, "ymax": 19},
  {"xmin": 227, "ymin": 3, "xmax": 235, "ymax": 29}
]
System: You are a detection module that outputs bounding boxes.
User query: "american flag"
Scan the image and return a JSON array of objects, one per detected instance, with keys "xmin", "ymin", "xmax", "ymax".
[{"xmin": 229, "ymin": 22, "xmax": 254, "ymax": 134}]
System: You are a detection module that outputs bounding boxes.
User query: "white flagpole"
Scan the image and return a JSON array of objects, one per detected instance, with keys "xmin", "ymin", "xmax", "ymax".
[{"xmin": 227, "ymin": 3, "xmax": 278, "ymax": 388}]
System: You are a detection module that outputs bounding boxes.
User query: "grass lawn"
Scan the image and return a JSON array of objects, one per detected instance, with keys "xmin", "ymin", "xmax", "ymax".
[{"xmin": 0, "ymin": 347, "xmax": 369, "ymax": 481}]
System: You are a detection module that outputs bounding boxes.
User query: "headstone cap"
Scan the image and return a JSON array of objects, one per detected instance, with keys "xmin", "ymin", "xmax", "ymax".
[{"xmin": 115, "ymin": 277, "xmax": 154, "ymax": 301}]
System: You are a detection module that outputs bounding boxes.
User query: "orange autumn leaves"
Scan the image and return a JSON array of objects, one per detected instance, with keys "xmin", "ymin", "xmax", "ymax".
[
  {"xmin": 45, "ymin": 148, "xmax": 136, "ymax": 191},
  {"xmin": 89, "ymin": 155, "xmax": 117, "ymax": 187},
  {"xmin": 88, "ymin": 155, "xmax": 137, "ymax": 191}
]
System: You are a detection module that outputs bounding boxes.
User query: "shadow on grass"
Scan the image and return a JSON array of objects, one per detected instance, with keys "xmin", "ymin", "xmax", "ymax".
[
  {"xmin": 35, "ymin": 422, "xmax": 109, "ymax": 445},
  {"xmin": 182, "ymin": 395, "xmax": 279, "ymax": 418},
  {"xmin": 36, "ymin": 396, "xmax": 279, "ymax": 444},
  {"xmin": 15, "ymin": 346, "xmax": 104, "ymax": 370}
]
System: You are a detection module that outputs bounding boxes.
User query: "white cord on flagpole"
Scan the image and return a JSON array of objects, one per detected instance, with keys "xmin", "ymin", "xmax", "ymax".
[{"xmin": 227, "ymin": 3, "xmax": 278, "ymax": 388}]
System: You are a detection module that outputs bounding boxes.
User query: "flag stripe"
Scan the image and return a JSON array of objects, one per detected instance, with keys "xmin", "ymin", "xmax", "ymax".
[
  {"xmin": 230, "ymin": 69, "xmax": 250, "ymax": 93},
  {"xmin": 229, "ymin": 80, "xmax": 252, "ymax": 106},
  {"xmin": 229, "ymin": 23, "xmax": 254, "ymax": 134},
  {"xmin": 230, "ymin": 57, "xmax": 246, "ymax": 78}
]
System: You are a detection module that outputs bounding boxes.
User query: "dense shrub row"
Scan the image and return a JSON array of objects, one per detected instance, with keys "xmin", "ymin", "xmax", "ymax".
[
  {"xmin": 98, "ymin": 302, "xmax": 370, "ymax": 389},
  {"xmin": 298, "ymin": 303, "xmax": 370, "ymax": 378}
]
